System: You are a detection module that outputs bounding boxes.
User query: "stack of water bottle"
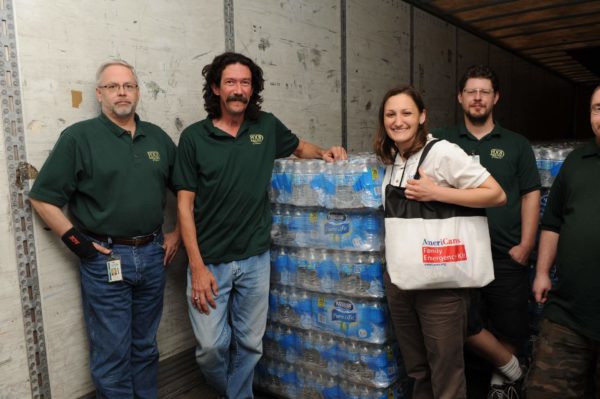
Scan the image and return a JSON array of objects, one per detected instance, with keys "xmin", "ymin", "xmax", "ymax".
[
  {"xmin": 532, "ymin": 142, "xmax": 580, "ymax": 188},
  {"xmin": 255, "ymin": 155, "xmax": 411, "ymax": 399},
  {"xmin": 532, "ymin": 141, "xmax": 580, "ymax": 219}
]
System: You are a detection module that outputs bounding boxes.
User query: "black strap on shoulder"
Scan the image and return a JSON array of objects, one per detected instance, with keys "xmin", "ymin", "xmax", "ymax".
[{"xmin": 413, "ymin": 139, "xmax": 440, "ymax": 180}]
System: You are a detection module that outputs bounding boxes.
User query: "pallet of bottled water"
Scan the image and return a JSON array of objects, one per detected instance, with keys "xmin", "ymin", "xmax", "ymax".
[
  {"xmin": 263, "ymin": 321, "xmax": 401, "ymax": 387},
  {"xmin": 269, "ymin": 284, "xmax": 393, "ymax": 344},
  {"xmin": 532, "ymin": 141, "xmax": 582, "ymax": 188},
  {"xmin": 255, "ymin": 356, "xmax": 411, "ymax": 399},
  {"xmin": 271, "ymin": 246, "xmax": 385, "ymax": 298},
  {"xmin": 272, "ymin": 205, "xmax": 383, "ymax": 251},
  {"xmin": 270, "ymin": 154, "xmax": 385, "ymax": 209}
]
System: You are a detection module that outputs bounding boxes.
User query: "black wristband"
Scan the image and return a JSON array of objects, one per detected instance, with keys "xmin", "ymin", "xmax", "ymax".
[{"xmin": 61, "ymin": 228, "xmax": 97, "ymax": 259}]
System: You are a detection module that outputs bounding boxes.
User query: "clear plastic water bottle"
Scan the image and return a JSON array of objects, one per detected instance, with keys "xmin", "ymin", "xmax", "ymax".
[
  {"xmin": 317, "ymin": 249, "xmax": 337, "ymax": 293},
  {"xmin": 306, "ymin": 208, "xmax": 321, "ymax": 246},
  {"xmin": 361, "ymin": 300, "xmax": 388, "ymax": 343},
  {"xmin": 287, "ymin": 287, "xmax": 301, "ymax": 327},
  {"xmin": 338, "ymin": 252, "xmax": 358, "ymax": 296},
  {"xmin": 281, "ymin": 362, "xmax": 298, "ymax": 398},
  {"xmin": 305, "ymin": 248, "xmax": 320, "ymax": 291},
  {"xmin": 271, "ymin": 246, "xmax": 289, "ymax": 286},
  {"xmin": 296, "ymin": 289, "xmax": 313, "ymax": 329},
  {"xmin": 364, "ymin": 253, "xmax": 385, "ymax": 297},
  {"xmin": 301, "ymin": 329, "xmax": 317, "ymax": 365},
  {"xmin": 353, "ymin": 253, "xmax": 372, "ymax": 296},
  {"xmin": 268, "ymin": 285, "xmax": 280, "ymax": 322},
  {"xmin": 286, "ymin": 247, "xmax": 298, "ymax": 287},
  {"xmin": 355, "ymin": 156, "xmax": 384, "ymax": 208},
  {"xmin": 361, "ymin": 212, "xmax": 382, "ymax": 251},
  {"xmin": 535, "ymin": 146, "xmax": 552, "ymax": 188},
  {"xmin": 335, "ymin": 160, "xmax": 358, "ymax": 208},
  {"xmin": 291, "ymin": 160, "xmax": 307, "ymax": 206},
  {"xmin": 341, "ymin": 380, "xmax": 362, "ymax": 399},
  {"xmin": 271, "ymin": 204, "xmax": 283, "ymax": 240},
  {"xmin": 281, "ymin": 325, "xmax": 299, "ymax": 362},
  {"xmin": 289, "ymin": 207, "xmax": 308, "ymax": 246},
  {"xmin": 281, "ymin": 205, "xmax": 292, "ymax": 244},
  {"xmin": 272, "ymin": 323, "xmax": 286, "ymax": 360},
  {"xmin": 321, "ymin": 373, "xmax": 339, "ymax": 399},
  {"xmin": 301, "ymin": 160, "xmax": 321, "ymax": 207},
  {"xmin": 271, "ymin": 159, "xmax": 283, "ymax": 203},
  {"xmin": 278, "ymin": 286, "xmax": 291, "ymax": 325},
  {"xmin": 281, "ymin": 159, "xmax": 294, "ymax": 204}
]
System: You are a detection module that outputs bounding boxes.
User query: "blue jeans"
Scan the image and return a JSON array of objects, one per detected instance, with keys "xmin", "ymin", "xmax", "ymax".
[
  {"xmin": 187, "ymin": 251, "xmax": 270, "ymax": 399},
  {"xmin": 80, "ymin": 233, "xmax": 166, "ymax": 398}
]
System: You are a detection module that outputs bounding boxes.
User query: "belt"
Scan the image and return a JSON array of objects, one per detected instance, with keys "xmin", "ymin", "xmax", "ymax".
[{"xmin": 83, "ymin": 229, "xmax": 159, "ymax": 246}]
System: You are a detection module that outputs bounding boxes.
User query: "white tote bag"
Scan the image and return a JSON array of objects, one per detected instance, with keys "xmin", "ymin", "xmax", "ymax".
[{"xmin": 384, "ymin": 140, "xmax": 495, "ymax": 290}]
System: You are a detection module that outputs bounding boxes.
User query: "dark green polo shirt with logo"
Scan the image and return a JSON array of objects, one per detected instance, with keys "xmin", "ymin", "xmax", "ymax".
[
  {"xmin": 432, "ymin": 123, "xmax": 541, "ymax": 258},
  {"xmin": 172, "ymin": 111, "xmax": 299, "ymax": 264},
  {"xmin": 541, "ymin": 141, "xmax": 600, "ymax": 340},
  {"xmin": 29, "ymin": 113, "xmax": 176, "ymax": 236}
]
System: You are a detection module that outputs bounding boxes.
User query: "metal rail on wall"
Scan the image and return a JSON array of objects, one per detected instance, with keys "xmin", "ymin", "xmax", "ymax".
[{"xmin": 1, "ymin": 1, "xmax": 51, "ymax": 397}]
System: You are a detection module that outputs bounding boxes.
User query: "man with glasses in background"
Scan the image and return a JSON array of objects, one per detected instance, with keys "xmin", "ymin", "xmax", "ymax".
[
  {"xmin": 29, "ymin": 60, "xmax": 180, "ymax": 398},
  {"xmin": 526, "ymin": 85, "xmax": 600, "ymax": 398},
  {"xmin": 433, "ymin": 65, "xmax": 541, "ymax": 399}
]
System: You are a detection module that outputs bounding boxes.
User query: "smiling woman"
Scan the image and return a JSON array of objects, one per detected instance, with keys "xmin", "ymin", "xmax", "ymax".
[{"xmin": 373, "ymin": 85, "xmax": 506, "ymax": 399}]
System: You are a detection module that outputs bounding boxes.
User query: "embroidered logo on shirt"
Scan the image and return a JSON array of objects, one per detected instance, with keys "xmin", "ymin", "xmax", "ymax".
[
  {"xmin": 490, "ymin": 148, "xmax": 505, "ymax": 159},
  {"xmin": 250, "ymin": 133, "xmax": 264, "ymax": 145},
  {"xmin": 147, "ymin": 151, "xmax": 161, "ymax": 162}
]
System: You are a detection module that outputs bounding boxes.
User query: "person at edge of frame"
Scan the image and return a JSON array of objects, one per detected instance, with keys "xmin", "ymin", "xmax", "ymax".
[{"xmin": 526, "ymin": 84, "xmax": 600, "ymax": 399}]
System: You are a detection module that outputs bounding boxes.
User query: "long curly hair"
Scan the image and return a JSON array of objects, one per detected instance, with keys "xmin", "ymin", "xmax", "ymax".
[
  {"xmin": 373, "ymin": 85, "xmax": 428, "ymax": 164},
  {"xmin": 202, "ymin": 52, "xmax": 264, "ymax": 121}
]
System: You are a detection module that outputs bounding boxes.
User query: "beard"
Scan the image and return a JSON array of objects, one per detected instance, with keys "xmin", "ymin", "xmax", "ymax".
[
  {"xmin": 464, "ymin": 106, "xmax": 492, "ymax": 126},
  {"xmin": 112, "ymin": 103, "xmax": 136, "ymax": 118}
]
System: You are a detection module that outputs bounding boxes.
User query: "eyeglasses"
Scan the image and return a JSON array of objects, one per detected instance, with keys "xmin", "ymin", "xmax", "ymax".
[
  {"xmin": 98, "ymin": 83, "xmax": 139, "ymax": 93},
  {"xmin": 462, "ymin": 88, "xmax": 494, "ymax": 96},
  {"xmin": 592, "ymin": 104, "xmax": 600, "ymax": 115}
]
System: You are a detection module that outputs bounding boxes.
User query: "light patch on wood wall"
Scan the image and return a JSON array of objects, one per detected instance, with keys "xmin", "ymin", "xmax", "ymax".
[{"xmin": 71, "ymin": 90, "xmax": 82, "ymax": 108}]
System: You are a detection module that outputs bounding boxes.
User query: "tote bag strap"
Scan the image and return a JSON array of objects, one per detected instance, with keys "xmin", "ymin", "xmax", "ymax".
[
  {"xmin": 413, "ymin": 139, "xmax": 440, "ymax": 179},
  {"xmin": 391, "ymin": 139, "xmax": 441, "ymax": 185}
]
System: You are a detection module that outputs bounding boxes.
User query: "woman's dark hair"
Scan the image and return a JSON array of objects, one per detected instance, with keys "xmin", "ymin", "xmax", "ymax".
[
  {"xmin": 373, "ymin": 85, "xmax": 428, "ymax": 164},
  {"xmin": 202, "ymin": 52, "xmax": 265, "ymax": 120}
]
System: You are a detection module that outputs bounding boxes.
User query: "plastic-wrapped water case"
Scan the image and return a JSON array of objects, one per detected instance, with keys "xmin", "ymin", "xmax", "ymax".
[
  {"xmin": 272, "ymin": 205, "xmax": 384, "ymax": 252},
  {"xmin": 270, "ymin": 154, "xmax": 385, "ymax": 209}
]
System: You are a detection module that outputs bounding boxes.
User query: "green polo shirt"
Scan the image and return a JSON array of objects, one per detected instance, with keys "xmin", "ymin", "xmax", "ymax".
[
  {"xmin": 29, "ymin": 113, "xmax": 176, "ymax": 236},
  {"xmin": 541, "ymin": 141, "xmax": 600, "ymax": 340},
  {"xmin": 172, "ymin": 111, "xmax": 299, "ymax": 264},
  {"xmin": 432, "ymin": 123, "xmax": 541, "ymax": 258}
]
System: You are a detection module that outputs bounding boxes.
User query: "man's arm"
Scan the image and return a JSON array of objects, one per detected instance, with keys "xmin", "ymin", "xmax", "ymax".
[
  {"xmin": 177, "ymin": 190, "xmax": 217, "ymax": 314},
  {"xmin": 509, "ymin": 189, "xmax": 541, "ymax": 265},
  {"xmin": 293, "ymin": 139, "xmax": 347, "ymax": 162},
  {"xmin": 29, "ymin": 198, "xmax": 110, "ymax": 256},
  {"xmin": 532, "ymin": 229, "xmax": 559, "ymax": 304}
]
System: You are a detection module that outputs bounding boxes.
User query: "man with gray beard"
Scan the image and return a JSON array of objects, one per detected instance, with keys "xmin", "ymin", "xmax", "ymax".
[{"xmin": 29, "ymin": 60, "xmax": 180, "ymax": 398}]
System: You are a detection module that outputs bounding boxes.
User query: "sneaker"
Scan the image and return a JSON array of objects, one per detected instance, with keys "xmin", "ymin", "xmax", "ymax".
[{"xmin": 486, "ymin": 382, "xmax": 520, "ymax": 399}]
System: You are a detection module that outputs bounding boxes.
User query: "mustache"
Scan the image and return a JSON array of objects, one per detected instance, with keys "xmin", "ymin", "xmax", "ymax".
[{"xmin": 226, "ymin": 94, "xmax": 249, "ymax": 104}]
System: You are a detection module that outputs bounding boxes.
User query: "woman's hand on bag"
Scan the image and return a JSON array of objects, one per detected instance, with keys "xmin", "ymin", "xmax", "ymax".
[{"xmin": 405, "ymin": 168, "xmax": 439, "ymax": 202}]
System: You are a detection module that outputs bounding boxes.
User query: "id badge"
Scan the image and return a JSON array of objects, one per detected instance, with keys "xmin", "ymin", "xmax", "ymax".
[{"xmin": 106, "ymin": 254, "xmax": 123, "ymax": 283}]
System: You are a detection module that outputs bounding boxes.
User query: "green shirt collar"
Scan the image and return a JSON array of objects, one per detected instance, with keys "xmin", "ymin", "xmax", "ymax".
[
  {"xmin": 98, "ymin": 112, "xmax": 144, "ymax": 138},
  {"xmin": 580, "ymin": 140, "xmax": 600, "ymax": 158},
  {"xmin": 206, "ymin": 118, "xmax": 251, "ymax": 138},
  {"xmin": 458, "ymin": 121, "xmax": 503, "ymax": 141}
]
